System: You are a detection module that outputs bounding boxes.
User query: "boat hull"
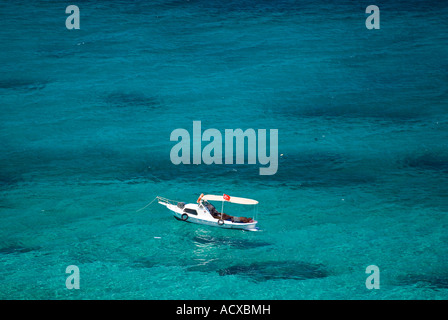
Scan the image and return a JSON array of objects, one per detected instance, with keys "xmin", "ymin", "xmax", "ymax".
[{"xmin": 172, "ymin": 211, "xmax": 258, "ymax": 230}]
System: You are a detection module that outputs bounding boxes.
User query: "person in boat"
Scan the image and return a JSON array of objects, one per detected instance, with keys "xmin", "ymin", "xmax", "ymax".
[
  {"xmin": 203, "ymin": 201, "xmax": 253, "ymax": 223},
  {"xmin": 231, "ymin": 216, "xmax": 254, "ymax": 223},
  {"xmin": 203, "ymin": 201, "xmax": 233, "ymax": 220}
]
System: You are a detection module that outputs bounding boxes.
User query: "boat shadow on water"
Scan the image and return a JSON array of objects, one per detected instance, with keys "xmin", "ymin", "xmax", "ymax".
[
  {"xmin": 187, "ymin": 259, "xmax": 329, "ymax": 282},
  {"xmin": 395, "ymin": 273, "xmax": 448, "ymax": 290},
  {"xmin": 192, "ymin": 235, "xmax": 271, "ymax": 250},
  {"xmin": 216, "ymin": 260, "xmax": 329, "ymax": 282}
]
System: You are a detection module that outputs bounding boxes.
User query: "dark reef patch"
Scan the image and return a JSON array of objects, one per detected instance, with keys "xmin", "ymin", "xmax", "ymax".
[
  {"xmin": 402, "ymin": 152, "xmax": 448, "ymax": 172},
  {"xmin": 0, "ymin": 244, "xmax": 39, "ymax": 255},
  {"xmin": 105, "ymin": 92, "xmax": 162, "ymax": 110},
  {"xmin": 0, "ymin": 173, "xmax": 20, "ymax": 189},
  {"xmin": 0, "ymin": 79, "xmax": 46, "ymax": 91},
  {"xmin": 137, "ymin": 150, "xmax": 378, "ymax": 190}
]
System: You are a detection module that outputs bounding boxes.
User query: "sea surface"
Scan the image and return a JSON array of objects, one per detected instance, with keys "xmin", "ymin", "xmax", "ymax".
[{"xmin": 1, "ymin": 0, "xmax": 448, "ymax": 299}]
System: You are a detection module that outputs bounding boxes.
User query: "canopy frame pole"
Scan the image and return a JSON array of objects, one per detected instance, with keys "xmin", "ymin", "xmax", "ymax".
[{"xmin": 221, "ymin": 194, "xmax": 225, "ymax": 221}]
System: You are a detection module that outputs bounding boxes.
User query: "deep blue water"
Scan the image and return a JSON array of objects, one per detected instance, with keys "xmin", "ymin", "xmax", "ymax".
[{"xmin": 1, "ymin": 0, "xmax": 447, "ymax": 299}]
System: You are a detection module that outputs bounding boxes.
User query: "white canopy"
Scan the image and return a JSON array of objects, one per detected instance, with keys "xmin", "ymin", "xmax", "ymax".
[{"xmin": 201, "ymin": 194, "xmax": 258, "ymax": 205}]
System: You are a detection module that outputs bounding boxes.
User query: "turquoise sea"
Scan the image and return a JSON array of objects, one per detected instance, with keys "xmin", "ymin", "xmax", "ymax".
[{"xmin": 1, "ymin": 0, "xmax": 447, "ymax": 299}]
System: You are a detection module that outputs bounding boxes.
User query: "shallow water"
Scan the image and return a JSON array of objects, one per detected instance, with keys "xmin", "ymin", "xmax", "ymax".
[{"xmin": 1, "ymin": 0, "xmax": 447, "ymax": 299}]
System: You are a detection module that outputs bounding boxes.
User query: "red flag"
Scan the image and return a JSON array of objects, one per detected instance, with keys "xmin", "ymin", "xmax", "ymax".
[{"xmin": 223, "ymin": 194, "xmax": 230, "ymax": 201}]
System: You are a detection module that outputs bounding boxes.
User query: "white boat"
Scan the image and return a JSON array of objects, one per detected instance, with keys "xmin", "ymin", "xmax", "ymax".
[{"xmin": 157, "ymin": 193, "xmax": 259, "ymax": 231}]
